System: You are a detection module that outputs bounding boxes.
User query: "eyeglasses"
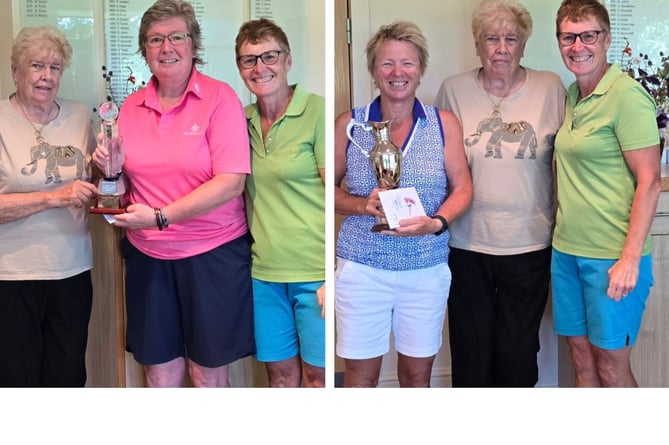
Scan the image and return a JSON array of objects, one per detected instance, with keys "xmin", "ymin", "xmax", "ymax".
[
  {"xmin": 145, "ymin": 32, "xmax": 191, "ymax": 48},
  {"xmin": 236, "ymin": 50, "xmax": 283, "ymax": 69},
  {"xmin": 557, "ymin": 30, "xmax": 606, "ymax": 46},
  {"xmin": 28, "ymin": 62, "xmax": 62, "ymax": 75}
]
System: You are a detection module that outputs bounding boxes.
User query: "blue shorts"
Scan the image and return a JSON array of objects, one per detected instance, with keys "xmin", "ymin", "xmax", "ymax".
[
  {"xmin": 252, "ymin": 279, "xmax": 325, "ymax": 368},
  {"xmin": 551, "ymin": 248, "xmax": 653, "ymax": 350},
  {"xmin": 335, "ymin": 258, "xmax": 451, "ymax": 359},
  {"xmin": 122, "ymin": 235, "xmax": 255, "ymax": 367}
]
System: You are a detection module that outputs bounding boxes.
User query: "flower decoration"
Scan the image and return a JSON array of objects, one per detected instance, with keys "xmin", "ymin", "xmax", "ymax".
[
  {"xmin": 92, "ymin": 65, "xmax": 147, "ymax": 115},
  {"xmin": 92, "ymin": 65, "xmax": 115, "ymax": 115},
  {"xmin": 101, "ymin": 65, "xmax": 114, "ymax": 102},
  {"xmin": 621, "ymin": 38, "xmax": 669, "ymax": 129},
  {"xmin": 125, "ymin": 66, "xmax": 146, "ymax": 96},
  {"xmin": 403, "ymin": 196, "xmax": 416, "ymax": 215}
]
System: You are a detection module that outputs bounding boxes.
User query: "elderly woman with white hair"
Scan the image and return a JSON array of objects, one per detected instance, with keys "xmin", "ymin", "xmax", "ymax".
[
  {"xmin": 0, "ymin": 26, "xmax": 97, "ymax": 387},
  {"xmin": 434, "ymin": 0, "xmax": 567, "ymax": 387}
]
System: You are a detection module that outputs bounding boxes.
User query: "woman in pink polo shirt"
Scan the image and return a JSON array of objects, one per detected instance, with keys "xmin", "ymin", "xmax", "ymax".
[{"xmin": 93, "ymin": 0, "xmax": 254, "ymax": 387}]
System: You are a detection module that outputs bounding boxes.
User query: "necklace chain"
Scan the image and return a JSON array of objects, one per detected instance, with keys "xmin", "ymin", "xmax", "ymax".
[
  {"xmin": 479, "ymin": 68, "xmax": 524, "ymax": 120},
  {"xmin": 485, "ymin": 90, "xmax": 506, "ymax": 119},
  {"xmin": 16, "ymin": 98, "xmax": 55, "ymax": 145}
]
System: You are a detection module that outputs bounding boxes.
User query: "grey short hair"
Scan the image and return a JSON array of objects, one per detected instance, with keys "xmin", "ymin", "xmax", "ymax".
[{"xmin": 471, "ymin": 0, "xmax": 533, "ymax": 44}]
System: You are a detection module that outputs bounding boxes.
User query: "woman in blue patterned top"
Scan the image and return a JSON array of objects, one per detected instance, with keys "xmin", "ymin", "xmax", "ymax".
[{"xmin": 334, "ymin": 20, "xmax": 473, "ymax": 387}]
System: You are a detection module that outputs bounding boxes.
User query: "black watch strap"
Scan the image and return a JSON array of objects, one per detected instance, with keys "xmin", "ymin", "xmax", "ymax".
[{"xmin": 432, "ymin": 215, "xmax": 448, "ymax": 236}]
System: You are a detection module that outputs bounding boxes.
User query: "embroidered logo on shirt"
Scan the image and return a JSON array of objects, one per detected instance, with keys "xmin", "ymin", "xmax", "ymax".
[{"xmin": 183, "ymin": 123, "xmax": 202, "ymax": 136}]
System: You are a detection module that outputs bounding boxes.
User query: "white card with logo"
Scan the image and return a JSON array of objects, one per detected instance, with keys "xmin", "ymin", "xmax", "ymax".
[{"xmin": 378, "ymin": 187, "xmax": 426, "ymax": 229}]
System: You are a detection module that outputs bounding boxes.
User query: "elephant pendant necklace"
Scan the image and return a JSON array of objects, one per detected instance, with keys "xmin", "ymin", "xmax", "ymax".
[
  {"xmin": 479, "ymin": 68, "xmax": 525, "ymax": 121},
  {"xmin": 17, "ymin": 98, "xmax": 56, "ymax": 147},
  {"xmin": 483, "ymin": 87, "xmax": 511, "ymax": 121}
]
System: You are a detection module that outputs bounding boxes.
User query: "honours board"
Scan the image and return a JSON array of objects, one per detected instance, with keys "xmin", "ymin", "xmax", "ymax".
[{"xmin": 13, "ymin": 0, "xmax": 317, "ymax": 114}]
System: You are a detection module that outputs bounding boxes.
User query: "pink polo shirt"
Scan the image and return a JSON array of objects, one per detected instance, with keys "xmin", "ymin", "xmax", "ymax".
[{"xmin": 118, "ymin": 68, "xmax": 250, "ymax": 260}]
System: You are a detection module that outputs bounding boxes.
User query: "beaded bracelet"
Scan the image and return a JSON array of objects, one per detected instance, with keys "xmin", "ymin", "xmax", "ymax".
[
  {"xmin": 154, "ymin": 208, "xmax": 163, "ymax": 231},
  {"xmin": 159, "ymin": 208, "xmax": 169, "ymax": 229}
]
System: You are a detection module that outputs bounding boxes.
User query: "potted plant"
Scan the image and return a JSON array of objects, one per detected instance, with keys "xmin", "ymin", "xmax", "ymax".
[{"xmin": 621, "ymin": 38, "xmax": 669, "ymax": 159}]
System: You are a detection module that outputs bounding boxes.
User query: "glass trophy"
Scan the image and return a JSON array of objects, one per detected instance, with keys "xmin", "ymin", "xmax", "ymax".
[{"xmin": 91, "ymin": 100, "xmax": 126, "ymax": 214}]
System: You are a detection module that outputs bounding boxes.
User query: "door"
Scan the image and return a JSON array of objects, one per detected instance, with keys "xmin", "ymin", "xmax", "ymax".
[{"xmin": 334, "ymin": 0, "xmax": 351, "ymax": 380}]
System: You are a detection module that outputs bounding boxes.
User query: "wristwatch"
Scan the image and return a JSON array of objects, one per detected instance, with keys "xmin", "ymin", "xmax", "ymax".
[{"xmin": 432, "ymin": 215, "xmax": 448, "ymax": 236}]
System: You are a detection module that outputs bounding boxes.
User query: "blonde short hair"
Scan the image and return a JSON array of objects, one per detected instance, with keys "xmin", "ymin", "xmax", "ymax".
[{"xmin": 365, "ymin": 20, "xmax": 428, "ymax": 77}]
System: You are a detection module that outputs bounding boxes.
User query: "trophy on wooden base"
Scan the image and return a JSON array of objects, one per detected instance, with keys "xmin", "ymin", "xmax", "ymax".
[{"xmin": 91, "ymin": 100, "xmax": 126, "ymax": 214}]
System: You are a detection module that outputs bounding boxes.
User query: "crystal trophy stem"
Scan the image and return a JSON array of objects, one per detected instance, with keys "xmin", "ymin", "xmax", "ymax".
[{"xmin": 91, "ymin": 100, "xmax": 125, "ymax": 214}]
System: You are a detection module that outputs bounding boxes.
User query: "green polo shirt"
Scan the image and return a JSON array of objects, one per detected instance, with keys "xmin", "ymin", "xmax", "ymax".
[
  {"xmin": 553, "ymin": 64, "xmax": 659, "ymax": 258},
  {"xmin": 244, "ymin": 84, "xmax": 325, "ymax": 282}
]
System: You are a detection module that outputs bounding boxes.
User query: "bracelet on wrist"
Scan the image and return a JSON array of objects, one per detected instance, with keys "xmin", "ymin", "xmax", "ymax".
[
  {"xmin": 154, "ymin": 208, "xmax": 163, "ymax": 231},
  {"xmin": 154, "ymin": 207, "xmax": 169, "ymax": 231},
  {"xmin": 159, "ymin": 208, "xmax": 169, "ymax": 229}
]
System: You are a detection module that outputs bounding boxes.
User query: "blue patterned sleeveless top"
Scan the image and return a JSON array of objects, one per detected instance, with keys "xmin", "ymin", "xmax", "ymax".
[{"xmin": 337, "ymin": 97, "xmax": 450, "ymax": 271}]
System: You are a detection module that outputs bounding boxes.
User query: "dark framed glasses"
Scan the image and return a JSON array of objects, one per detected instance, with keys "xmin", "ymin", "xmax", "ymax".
[
  {"xmin": 236, "ymin": 50, "xmax": 283, "ymax": 69},
  {"xmin": 557, "ymin": 30, "xmax": 606, "ymax": 46}
]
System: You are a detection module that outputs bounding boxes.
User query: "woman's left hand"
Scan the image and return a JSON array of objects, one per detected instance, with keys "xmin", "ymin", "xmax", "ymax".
[
  {"xmin": 316, "ymin": 283, "xmax": 325, "ymax": 319},
  {"xmin": 108, "ymin": 202, "xmax": 158, "ymax": 230},
  {"xmin": 607, "ymin": 256, "xmax": 640, "ymax": 301},
  {"xmin": 379, "ymin": 215, "xmax": 441, "ymax": 237}
]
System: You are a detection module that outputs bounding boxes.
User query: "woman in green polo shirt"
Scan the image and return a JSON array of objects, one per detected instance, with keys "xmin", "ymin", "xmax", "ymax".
[
  {"xmin": 552, "ymin": 0, "xmax": 661, "ymax": 387},
  {"xmin": 235, "ymin": 18, "xmax": 325, "ymax": 387}
]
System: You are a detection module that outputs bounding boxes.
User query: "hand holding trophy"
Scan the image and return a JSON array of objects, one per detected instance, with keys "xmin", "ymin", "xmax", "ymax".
[
  {"xmin": 346, "ymin": 119, "xmax": 402, "ymax": 232},
  {"xmin": 91, "ymin": 99, "xmax": 126, "ymax": 214}
]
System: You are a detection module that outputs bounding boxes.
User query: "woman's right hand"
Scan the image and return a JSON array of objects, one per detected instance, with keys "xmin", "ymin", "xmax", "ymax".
[
  {"xmin": 365, "ymin": 188, "xmax": 386, "ymax": 219},
  {"xmin": 92, "ymin": 132, "xmax": 125, "ymax": 176},
  {"xmin": 53, "ymin": 179, "xmax": 98, "ymax": 209}
]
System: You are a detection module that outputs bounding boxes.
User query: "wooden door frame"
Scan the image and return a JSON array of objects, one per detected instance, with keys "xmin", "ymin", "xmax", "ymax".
[
  {"xmin": 333, "ymin": 0, "xmax": 351, "ymax": 376},
  {"xmin": 335, "ymin": 0, "xmax": 351, "ymax": 116}
]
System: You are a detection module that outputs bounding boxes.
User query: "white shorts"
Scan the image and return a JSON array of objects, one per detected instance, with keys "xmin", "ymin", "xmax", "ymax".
[{"xmin": 335, "ymin": 258, "xmax": 451, "ymax": 360}]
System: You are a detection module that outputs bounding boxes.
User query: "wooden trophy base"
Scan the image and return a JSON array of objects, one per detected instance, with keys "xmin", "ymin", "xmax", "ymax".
[
  {"xmin": 90, "ymin": 207, "xmax": 125, "ymax": 215},
  {"xmin": 90, "ymin": 195, "xmax": 125, "ymax": 214}
]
